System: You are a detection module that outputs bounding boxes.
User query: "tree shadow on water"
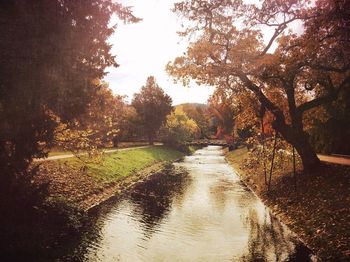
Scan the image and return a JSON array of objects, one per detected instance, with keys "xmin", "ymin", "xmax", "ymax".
[
  {"xmin": 53, "ymin": 166, "xmax": 192, "ymax": 261},
  {"xmin": 238, "ymin": 209, "xmax": 313, "ymax": 262},
  {"xmin": 129, "ymin": 165, "xmax": 192, "ymax": 239}
]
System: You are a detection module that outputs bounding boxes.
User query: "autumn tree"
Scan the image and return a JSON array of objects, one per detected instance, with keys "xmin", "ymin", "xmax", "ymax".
[
  {"xmin": 113, "ymin": 105, "xmax": 143, "ymax": 145},
  {"xmin": 207, "ymin": 86, "xmax": 269, "ymax": 144},
  {"xmin": 53, "ymin": 83, "xmax": 126, "ymax": 154},
  {"xmin": 162, "ymin": 107, "xmax": 199, "ymax": 148},
  {"xmin": 168, "ymin": 0, "xmax": 350, "ymax": 172},
  {"xmin": 308, "ymin": 87, "xmax": 350, "ymax": 154},
  {"xmin": 0, "ymin": 1, "xmax": 139, "ymax": 189},
  {"xmin": 132, "ymin": 76, "xmax": 173, "ymax": 144},
  {"xmin": 177, "ymin": 103, "xmax": 211, "ymax": 138},
  {"xmin": 208, "ymin": 88, "xmax": 236, "ymax": 140}
]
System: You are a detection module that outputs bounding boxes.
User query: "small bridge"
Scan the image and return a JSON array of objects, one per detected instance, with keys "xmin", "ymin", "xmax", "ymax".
[{"xmin": 186, "ymin": 139, "xmax": 230, "ymax": 147}]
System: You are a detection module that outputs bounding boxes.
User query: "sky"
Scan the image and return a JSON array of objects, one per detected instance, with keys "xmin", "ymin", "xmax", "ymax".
[
  {"xmin": 105, "ymin": 0, "xmax": 303, "ymax": 105},
  {"xmin": 105, "ymin": 0, "xmax": 215, "ymax": 105}
]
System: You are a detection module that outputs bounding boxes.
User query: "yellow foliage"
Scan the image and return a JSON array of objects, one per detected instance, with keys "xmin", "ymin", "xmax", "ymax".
[
  {"xmin": 163, "ymin": 108, "xmax": 200, "ymax": 144},
  {"xmin": 52, "ymin": 83, "xmax": 126, "ymax": 156}
]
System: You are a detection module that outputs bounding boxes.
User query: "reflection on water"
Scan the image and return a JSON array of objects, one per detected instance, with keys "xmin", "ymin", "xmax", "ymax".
[{"xmin": 62, "ymin": 146, "xmax": 313, "ymax": 261}]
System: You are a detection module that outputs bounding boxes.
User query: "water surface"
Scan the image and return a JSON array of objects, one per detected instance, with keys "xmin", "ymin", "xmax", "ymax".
[{"xmin": 63, "ymin": 146, "xmax": 313, "ymax": 261}]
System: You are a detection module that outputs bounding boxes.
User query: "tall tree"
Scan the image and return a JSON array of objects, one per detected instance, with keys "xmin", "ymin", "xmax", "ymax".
[
  {"xmin": 54, "ymin": 82, "xmax": 126, "ymax": 153},
  {"xmin": 167, "ymin": 0, "xmax": 350, "ymax": 172},
  {"xmin": 0, "ymin": 1, "xmax": 139, "ymax": 186},
  {"xmin": 113, "ymin": 105, "xmax": 142, "ymax": 145},
  {"xmin": 132, "ymin": 76, "xmax": 173, "ymax": 144}
]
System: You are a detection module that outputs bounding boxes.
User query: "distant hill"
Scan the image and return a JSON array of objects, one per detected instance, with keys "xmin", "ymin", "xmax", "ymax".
[{"xmin": 175, "ymin": 103, "xmax": 208, "ymax": 110}]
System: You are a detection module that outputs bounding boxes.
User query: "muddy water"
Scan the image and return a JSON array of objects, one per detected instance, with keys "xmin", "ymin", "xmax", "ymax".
[{"xmin": 63, "ymin": 146, "xmax": 313, "ymax": 261}]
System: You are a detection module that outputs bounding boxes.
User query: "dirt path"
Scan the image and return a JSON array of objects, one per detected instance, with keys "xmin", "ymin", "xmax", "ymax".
[
  {"xmin": 318, "ymin": 154, "xmax": 350, "ymax": 166},
  {"xmin": 34, "ymin": 145, "xmax": 153, "ymax": 162}
]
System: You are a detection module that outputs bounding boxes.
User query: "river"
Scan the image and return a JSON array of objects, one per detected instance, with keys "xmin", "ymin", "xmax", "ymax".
[{"xmin": 62, "ymin": 146, "xmax": 314, "ymax": 261}]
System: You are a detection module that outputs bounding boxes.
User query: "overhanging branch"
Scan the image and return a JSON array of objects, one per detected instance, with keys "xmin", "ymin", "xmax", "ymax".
[
  {"xmin": 297, "ymin": 75, "xmax": 350, "ymax": 113},
  {"xmin": 235, "ymin": 70, "xmax": 287, "ymax": 126}
]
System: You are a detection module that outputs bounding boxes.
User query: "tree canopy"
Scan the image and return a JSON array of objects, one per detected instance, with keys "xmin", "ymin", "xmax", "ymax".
[
  {"xmin": 167, "ymin": 0, "xmax": 350, "ymax": 172},
  {"xmin": 132, "ymin": 76, "xmax": 173, "ymax": 144},
  {"xmin": 176, "ymin": 103, "xmax": 210, "ymax": 138},
  {"xmin": 0, "ymin": 0, "xmax": 138, "ymax": 183},
  {"xmin": 162, "ymin": 107, "xmax": 199, "ymax": 147},
  {"xmin": 53, "ymin": 82, "xmax": 126, "ymax": 155}
]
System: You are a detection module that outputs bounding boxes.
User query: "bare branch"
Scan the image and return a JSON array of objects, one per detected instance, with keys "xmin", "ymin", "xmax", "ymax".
[{"xmin": 257, "ymin": 17, "xmax": 296, "ymax": 57}]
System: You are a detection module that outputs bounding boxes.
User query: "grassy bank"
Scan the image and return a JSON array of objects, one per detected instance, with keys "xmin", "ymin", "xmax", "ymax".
[
  {"xmin": 226, "ymin": 147, "xmax": 350, "ymax": 261},
  {"xmin": 35, "ymin": 145, "xmax": 186, "ymax": 210},
  {"xmin": 59, "ymin": 145, "xmax": 184, "ymax": 181},
  {"xmin": 2, "ymin": 145, "xmax": 187, "ymax": 261}
]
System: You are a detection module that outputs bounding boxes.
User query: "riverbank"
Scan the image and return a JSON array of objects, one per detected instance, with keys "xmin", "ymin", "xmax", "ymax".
[
  {"xmin": 1, "ymin": 145, "xmax": 191, "ymax": 261},
  {"xmin": 57, "ymin": 145, "xmax": 312, "ymax": 261},
  {"xmin": 34, "ymin": 145, "xmax": 187, "ymax": 211},
  {"xmin": 226, "ymin": 147, "xmax": 350, "ymax": 261}
]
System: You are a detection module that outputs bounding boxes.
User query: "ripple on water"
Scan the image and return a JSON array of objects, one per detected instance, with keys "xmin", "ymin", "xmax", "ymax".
[{"xmin": 62, "ymin": 146, "xmax": 314, "ymax": 262}]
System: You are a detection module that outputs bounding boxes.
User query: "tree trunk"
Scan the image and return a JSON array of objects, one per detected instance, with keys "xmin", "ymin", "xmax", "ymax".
[
  {"xmin": 112, "ymin": 136, "xmax": 119, "ymax": 148},
  {"xmin": 148, "ymin": 135, "xmax": 154, "ymax": 145},
  {"xmin": 292, "ymin": 134, "xmax": 321, "ymax": 174},
  {"xmin": 272, "ymin": 120, "xmax": 320, "ymax": 174}
]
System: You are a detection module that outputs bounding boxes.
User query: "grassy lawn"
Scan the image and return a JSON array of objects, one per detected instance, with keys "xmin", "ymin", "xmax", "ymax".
[{"xmin": 58, "ymin": 145, "xmax": 185, "ymax": 182}]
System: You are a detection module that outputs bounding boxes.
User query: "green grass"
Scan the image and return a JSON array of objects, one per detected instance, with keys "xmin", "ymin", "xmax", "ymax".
[
  {"xmin": 47, "ymin": 142, "xmax": 151, "ymax": 157},
  {"xmin": 59, "ymin": 145, "xmax": 185, "ymax": 182}
]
